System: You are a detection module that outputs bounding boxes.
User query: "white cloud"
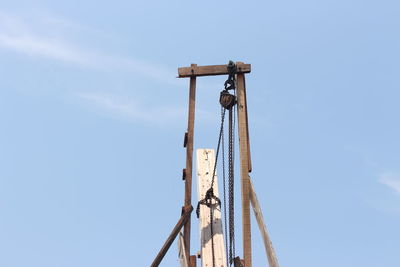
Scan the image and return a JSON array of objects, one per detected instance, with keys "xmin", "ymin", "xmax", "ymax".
[
  {"xmin": 76, "ymin": 91, "xmax": 221, "ymax": 126},
  {"xmin": 0, "ymin": 10, "xmax": 218, "ymax": 125},
  {"xmin": 379, "ymin": 172, "xmax": 400, "ymax": 194},
  {"xmin": 0, "ymin": 10, "xmax": 177, "ymax": 84},
  {"xmin": 0, "ymin": 11, "xmax": 92, "ymax": 65},
  {"xmin": 76, "ymin": 92, "xmax": 185, "ymax": 124},
  {"xmin": 0, "ymin": 31, "xmax": 90, "ymax": 66}
]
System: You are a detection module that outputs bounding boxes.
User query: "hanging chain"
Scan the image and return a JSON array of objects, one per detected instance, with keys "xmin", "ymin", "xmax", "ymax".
[
  {"xmin": 222, "ymin": 106, "xmax": 229, "ymax": 267},
  {"xmin": 210, "ymin": 107, "xmax": 226, "ymax": 189},
  {"xmin": 196, "ymin": 107, "xmax": 225, "ymax": 267},
  {"xmin": 228, "ymin": 107, "xmax": 236, "ymax": 265},
  {"xmin": 223, "ymin": 61, "xmax": 238, "ymax": 266}
]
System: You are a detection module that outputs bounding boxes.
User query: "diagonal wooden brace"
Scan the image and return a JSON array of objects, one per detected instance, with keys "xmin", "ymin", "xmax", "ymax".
[
  {"xmin": 151, "ymin": 205, "xmax": 193, "ymax": 267},
  {"xmin": 249, "ymin": 177, "xmax": 279, "ymax": 267}
]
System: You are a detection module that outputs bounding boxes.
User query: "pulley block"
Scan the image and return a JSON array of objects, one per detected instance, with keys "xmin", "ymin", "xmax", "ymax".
[{"xmin": 220, "ymin": 90, "xmax": 236, "ymax": 110}]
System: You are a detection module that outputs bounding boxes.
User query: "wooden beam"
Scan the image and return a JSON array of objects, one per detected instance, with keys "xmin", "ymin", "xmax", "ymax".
[
  {"xmin": 243, "ymin": 75, "xmax": 252, "ymax": 172},
  {"xmin": 179, "ymin": 235, "xmax": 198, "ymax": 267},
  {"xmin": 236, "ymin": 68, "xmax": 252, "ymax": 267},
  {"xmin": 249, "ymin": 177, "xmax": 280, "ymax": 267},
  {"xmin": 189, "ymin": 255, "xmax": 197, "ymax": 267},
  {"xmin": 184, "ymin": 66, "xmax": 197, "ymax": 260},
  {"xmin": 151, "ymin": 206, "xmax": 193, "ymax": 267},
  {"xmin": 196, "ymin": 149, "xmax": 227, "ymax": 267},
  {"xmin": 178, "ymin": 231, "xmax": 189, "ymax": 267},
  {"xmin": 178, "ymin": 63, "xmax": 251, "ymax": 78}
]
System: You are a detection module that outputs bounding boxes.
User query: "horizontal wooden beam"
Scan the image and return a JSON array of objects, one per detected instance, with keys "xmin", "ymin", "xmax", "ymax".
[{"xmin": 178, "ymin": 63, "xmax": 251, "ymax": 78}]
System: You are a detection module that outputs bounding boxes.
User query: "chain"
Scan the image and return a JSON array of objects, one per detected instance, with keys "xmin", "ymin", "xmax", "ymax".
[
  {"xmin": 196, "ymin": 107, "xmax": 225, "ymax": 267},
  {"xmin": 233, "ymin": 89, "xmax": 237, "ymax": 261},
  {"xmin": 224, "ymin": 61, "xmax": 237, "ymax": 266},
  {"xmin": 210, "ymin": 108, "xmax": 226, "ymax": 189},
  {"xmin": 228, "ymin": 107, "xmax": 236, "ymax": 265},
  {"xmin": 222, "ymin": 106, "xmax": 229, "ymax": 267},
  {"xmin": 210, "ymin": 200, "xmax": 216, "ymax": 267}
]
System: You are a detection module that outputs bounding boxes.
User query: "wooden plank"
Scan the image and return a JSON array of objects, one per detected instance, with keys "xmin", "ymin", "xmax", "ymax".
[
  {"xmin": 151, "ymin": 206, "xmax": 193, "ymax": 267},
  {"xmin": 184, "ymin": 65, "xmax": 197, "ymax": 259},
  {"xmin": 243, "ymin": 74, "xmax": 252, "ymax": 172},
  {"xmin": 178, "ymin": 231, "xmax": 189, "ymax": 267},
  {"xmin": 249, "ymin": 177, "xmax": 280, "ymax": 267},
  {"xmin": 178, "ymin": 63, "xmax": 251, "ymax": 78},
  {"xmin": 196, "ymin": 149, "xmax": 227, "ymax": 267},
  {"xmin": 236, "ymin": 69, "xmax": 252, "ymax": 267},
  {"xmin": 179, "ymin": 236, "xmax": 197, "ymax": 267},
  {"xmin": 189, "ymin": 255, "xmax": 197, "ymax": 267}
]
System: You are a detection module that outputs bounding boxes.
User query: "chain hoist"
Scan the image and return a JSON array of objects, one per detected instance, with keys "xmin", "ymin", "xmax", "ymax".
[
  {"xmin": 196, "ymin": 61, "xmax": 237, "ymax": 267},
  {"xmin": 224, "ymin": 61, "xmax": 237, "ymax": 266}
]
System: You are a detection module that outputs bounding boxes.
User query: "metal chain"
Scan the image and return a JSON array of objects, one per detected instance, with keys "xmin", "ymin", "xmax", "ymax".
[
  {"xmin": 210, "ymin": 108, "xmax": 226, "ymax": 189},
  {"xmin": 226, "ymin": 62, "xmax": 237, "ymax": 266},
  {"xmin": 222, "ymin": 62, "xmax": 237, "ymax": 266},
  {"xmin": 196, "ymin": 107, "xmax": 226, "ymax": 267},
  {"xmin": 210, "ymin": 201, "xmax": 216, "ymax": 267},
  {"xmin": 221, "ymin": 106, "xmax": 229, "ymax": 267},
  {"xmin": 228, "ymin": 107, "xmax": 236, "ymax": 265},
  {"xmin": 232, "ymin": 89, "xmax": 237, "ymax": 261}
]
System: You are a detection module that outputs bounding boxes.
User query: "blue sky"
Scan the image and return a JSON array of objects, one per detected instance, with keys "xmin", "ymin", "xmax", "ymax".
[{"xmin": 0, "ymin": 0, "xmax": 399, "ymax": 266}]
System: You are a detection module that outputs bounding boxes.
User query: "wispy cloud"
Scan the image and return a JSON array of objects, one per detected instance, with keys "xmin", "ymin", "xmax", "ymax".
[
  {"xmin": 0, "ymin": 30, "xmax": 91, "ymax": 67},
  {"xmin": 76, "ymin": 92, "xmax": 186, "ymax": 124},
  {"xmin": 0, "ymin": 10, "xmax": 177, "ymax": 84},
  {"xmin": 379, "ymin": 172, "xmax": 400, "ymax": 194},
  {"xmin": 0, "ymin": 10, "xmax": 218, "ymax": 125},
  {"xmin": 0, "ymin": 11, "xmax": 96, "ymax": 66},
  {"xmin": 76, "ymin": 91, "xmax": 220, "ymax": 125}
]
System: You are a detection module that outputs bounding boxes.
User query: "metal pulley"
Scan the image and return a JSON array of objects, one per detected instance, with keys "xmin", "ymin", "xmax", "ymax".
[{"xmin": 220, "ymin": 90, "xmax": 236, "ymax": 110}]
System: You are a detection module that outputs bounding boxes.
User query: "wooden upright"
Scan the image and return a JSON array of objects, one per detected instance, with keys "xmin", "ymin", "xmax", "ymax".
[
  {"xmin": 196, "ymin": 149, "xmax": 227, "ymax": 267},
  {"xmin": 183, "ymin": 64, "xmax": 197, "ymax": 265},
  {"xmin": 236, "ymin": 69, "xmax": 252, "ymax": 266}
]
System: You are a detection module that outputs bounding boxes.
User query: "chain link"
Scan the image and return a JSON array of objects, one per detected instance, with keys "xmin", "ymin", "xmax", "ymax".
[
  {"xmin": 228, "ymin": 107, "xmax": 236, "ymax": 265},
  {"xmin": 222, "ymin": 106, "xmax": 229, "ymax": 267}
]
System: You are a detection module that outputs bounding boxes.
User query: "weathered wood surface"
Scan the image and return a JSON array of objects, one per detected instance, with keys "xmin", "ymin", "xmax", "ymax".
[
  {"xmin": 184, "ymin": 65, "xmax": 197, "ymax": 259},
  {"xmin": 236, "ymin": 69, "xmax": 252, "ymax": 267},
  {"xmin": 189, "ymin": 255, "xmax": 197, "ymax": 267},
  {"xmin": 243, "ymin": 75, "xmax": 252, "ymax": 172},
  {"xmin": 249, "ymin": 177, "xmax": 279, "ymax": 267},
  {"xmin": 196, "ymin": 149, "xmax": 227, "ymax": 267},
  {"xmin": 178, "ymin": 63, "xmax": 251, "ymax": 78},
  {"xmin": 178, "ymin": 231, "xmax": 189, "ymax": 267},
  {"xmin": 151, "ymin": 205, "xmax": 193, "ymax": 267}
]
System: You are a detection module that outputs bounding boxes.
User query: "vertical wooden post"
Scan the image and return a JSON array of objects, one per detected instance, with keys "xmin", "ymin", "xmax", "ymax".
[
  {"xmin": 197, "ymin": 149, "xmax": 227, "ymax": 267},
  {"xmin": 243, "ymin": 77, "xmax": 252, "ymax": 173},
  {"xmin": 236, "ymin": 69, "xmax": 252, "ymax": 266},
  {"xmin": 184, "ymin": 64, "xmax": 197, "ymax": 261},
  {"xmin": 189, "ymin": 255, "xmax": 197, "ymax": 267}
]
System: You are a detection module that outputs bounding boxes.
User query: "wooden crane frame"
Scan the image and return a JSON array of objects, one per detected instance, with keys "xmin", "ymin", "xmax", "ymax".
[{"xmin": 151, "ymin": 62, "xmax": 278, "ymax": 267}]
